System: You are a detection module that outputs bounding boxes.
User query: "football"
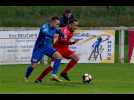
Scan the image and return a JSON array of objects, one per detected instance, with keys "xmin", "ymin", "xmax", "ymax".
[{"xmin": 82, "ymin": 73, "xmax": 93, "ymax": 84}]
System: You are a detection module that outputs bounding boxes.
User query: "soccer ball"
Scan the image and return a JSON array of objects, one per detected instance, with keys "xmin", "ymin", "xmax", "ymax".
[{"xmin": 82, "ymin": 73, "xmax": 93, "ymax": 84}]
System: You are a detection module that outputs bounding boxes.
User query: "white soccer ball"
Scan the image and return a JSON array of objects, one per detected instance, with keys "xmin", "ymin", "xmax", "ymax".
[{"xmin": 82, "ymin": 73, "xmax": 93, "ymax": 84}]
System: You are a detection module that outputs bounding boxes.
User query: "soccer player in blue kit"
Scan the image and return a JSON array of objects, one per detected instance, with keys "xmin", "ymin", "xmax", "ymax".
[
  {"xmin": 24, "ymin": 16, "xmax": 64, "ymax": 82},
  {"xmin": 88, "ymin": 36, "xmax": 110, "ymax": 61}
]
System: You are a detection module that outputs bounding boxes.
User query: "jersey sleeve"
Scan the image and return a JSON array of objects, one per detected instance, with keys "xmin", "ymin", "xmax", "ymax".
[
  {"xmin": 60, "ymin": 17, "xmax": 66, "ymax": 27},
  {"xmin": 56, "ymin": 28, "xmax": 64, "ymax": 38},
  {"xmin": 59, "ymin": 38, "xmax": 75, "ymax": 45},
  {"xmin": 40, "ymin": 24, "xmax": 49, "ymax": 35}
]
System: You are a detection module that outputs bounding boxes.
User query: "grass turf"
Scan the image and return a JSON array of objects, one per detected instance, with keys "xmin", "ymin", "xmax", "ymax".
[{"xmin": 0, "ymin": 63, "xmax": 134, "ymax": 94}]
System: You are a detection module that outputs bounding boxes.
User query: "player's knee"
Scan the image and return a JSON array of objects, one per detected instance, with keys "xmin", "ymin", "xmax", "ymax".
[
  {"xmin": 50, "ymin": 61, "xmax": 55, "ymax": 67},
  {"xmin": 72, "ymin": 54, "xmax": 80, "ymax": 62},
  {"xmin": 32, "ymin": 63, "xmax": 38, "ymax": 69},
  {"xmin": 77, "ymin": 56, "xmax": 80, "ymax": 61},
  {"xmin": 58, "ymin": 54, "xmax": 62, "ymax": 59},
  {"xmin": 75, "ymin": 55, "xmax": 80, "ymax": 62},
  {"xmin": 53, "ymin": 51, "xmax": 62, "ymax": 59}
]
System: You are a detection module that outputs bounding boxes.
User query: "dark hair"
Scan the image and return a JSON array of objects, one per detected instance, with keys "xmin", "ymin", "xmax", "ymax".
[
  {"xmin": 97, "ymin": 37, "xmax": 102, "ymax": 41},
  {"xmin": 64, "ymin": 9, "xmax": 71, "ymax": 14},
  {"xmin": 68, "ymin": 18, "xmax": 78, "ymax": 24},
  {"xmin": 51, "ymin": 16, "xmax": 60, "ymax": 21}
]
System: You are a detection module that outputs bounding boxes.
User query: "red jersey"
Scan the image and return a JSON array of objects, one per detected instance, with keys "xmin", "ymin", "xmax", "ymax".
[{"xmin": 54, "ymin": 26, "xmax": 75, "ymax": 50}]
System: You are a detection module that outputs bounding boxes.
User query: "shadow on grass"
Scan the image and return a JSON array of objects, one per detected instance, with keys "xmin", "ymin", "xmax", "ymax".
[{"xmin": 33, "ymin": 80, "xmax": 94, "ymax": 88}]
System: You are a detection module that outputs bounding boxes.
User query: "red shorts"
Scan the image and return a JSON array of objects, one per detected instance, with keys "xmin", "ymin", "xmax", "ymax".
[{"xmin": 57, "ymin": 48, "xmax": 75, "ymax": 59}]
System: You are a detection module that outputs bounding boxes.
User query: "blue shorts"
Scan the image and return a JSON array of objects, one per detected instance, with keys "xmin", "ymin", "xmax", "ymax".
[{"xmin": 31, "ymin": 46, "xmax": 56, "ymax": 63}]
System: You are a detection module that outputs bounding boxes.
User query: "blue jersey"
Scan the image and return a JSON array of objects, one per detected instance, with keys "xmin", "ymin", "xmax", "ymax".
[
  {"xmin": 34, "ymin": 23, "xmax": 55, "ymax": 49},
  {"xmin": 31, "ymin": 23, "xmax": 64, "ymax": 63},
  {"xmin": 92, "ymin": 37, "xmax": 108, "ymax": 48},
  {"xmin": 92, "ymin": 40, "xmax": 101, "ymax": 48},
  {"xmin": 34, "ymin": 23, "xmax": 64, "ymax": 50}
]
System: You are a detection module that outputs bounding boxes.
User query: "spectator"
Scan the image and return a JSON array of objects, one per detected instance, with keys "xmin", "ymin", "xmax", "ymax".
[{"xmin": 60, "ymin": 9, "xmax": 75, "ymax": 27}]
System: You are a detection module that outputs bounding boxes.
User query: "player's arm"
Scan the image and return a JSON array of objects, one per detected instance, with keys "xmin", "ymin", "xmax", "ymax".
[
  {"xmin": 55, "ymin": 30, "xmax": 75, "ymax": 45},
  {"xmin": 53, "ymin": 33, "xmax": 59, "ymax": 44},
  {"xmin": 56, "ymin": 29, "xmax": 64, "ymax": 39},
  {"xmin": 40, "ymin": 24, "xmax": 54, "ymax": 38},
  {"xmin": 56, "ymin": 29, "xmax": 79, "ymax": 45},
  {"xmin": 60, "ymin": 36, "xmax": 76, "ymax": 45},
  {"xmin": 40, "ymin": 24, "xmax": 49, "ymax": 34},
  {"xmin": 101, "ymin": 35, "xmax": 110, "ymax": 42},
  {"xmin": 92, "ymin": 42, "xmax": 96, "ymax": 47},
  {"xmin": 102, "ymin": 38, "xmax": 109, "ymax": 42}
]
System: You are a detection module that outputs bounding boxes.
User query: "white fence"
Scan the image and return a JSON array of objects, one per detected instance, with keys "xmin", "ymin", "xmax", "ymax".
[{"xmin": 0, "ymin": 27, "xmax": 131, "ymax": 64}]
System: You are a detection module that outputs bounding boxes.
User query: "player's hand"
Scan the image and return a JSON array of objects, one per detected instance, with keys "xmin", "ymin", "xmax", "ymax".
[
  {"xmin": 64, "ymin": 34, "xmax": 67, "ymax": 39},
  {"xmin": 106, "ymin": 35, "xmax": 110, "ymax": 40},
  {"xmin": 74, "ymin": 39, "xmax": 81, "ymax": 43}
]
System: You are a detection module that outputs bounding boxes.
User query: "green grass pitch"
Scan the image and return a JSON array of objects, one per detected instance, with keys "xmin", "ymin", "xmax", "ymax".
[{"xmin": 0, "ymin": 63, "xmax": 134, "ymax": 94}]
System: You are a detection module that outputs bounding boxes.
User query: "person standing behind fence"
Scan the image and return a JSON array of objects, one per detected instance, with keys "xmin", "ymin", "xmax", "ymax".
[{"xmin": 59, "ymin": 9, "xmax": 75, "ymax": 27}]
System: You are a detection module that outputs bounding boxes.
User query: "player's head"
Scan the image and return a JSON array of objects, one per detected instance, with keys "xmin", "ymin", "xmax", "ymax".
[
  {"xmin": 68, "ymin": 19, "xmax": 79, "ymax": 32},
  {"xmin": 50, "ymin": 16, "xmax": 60, "ymax": 28},
  {"xmin": 63, "ymin": 9, "xmax": 72, "ymax": 18},
  {"xmin": 97, "ymin": 37, "xmax": 102, "ymax": 42}
]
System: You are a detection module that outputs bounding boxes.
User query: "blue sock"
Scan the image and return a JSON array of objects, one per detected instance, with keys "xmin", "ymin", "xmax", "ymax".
[
  {"xmin": 25, "ymin": 65, "xmax": 33, "ymax": 79},
  {"xmin": 52, "ymin": 59, "xmax": 61, "ymax": 76}
]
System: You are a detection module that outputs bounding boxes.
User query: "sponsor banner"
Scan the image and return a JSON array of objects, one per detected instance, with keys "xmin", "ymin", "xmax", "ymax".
[
  {"xmin": 62, "ymin": 30, "xmax": 115, "ymax": 63},
  {"xmin": 0, "ymin": 30, "xmax": 39, "ymax": 64},
  {"xmin": 128, "ymin": 30, "xmax": 134, "ymax": 63},
  {"xmin": 0, "ymin": 29, "xmax": 115, "ymax": 64}
]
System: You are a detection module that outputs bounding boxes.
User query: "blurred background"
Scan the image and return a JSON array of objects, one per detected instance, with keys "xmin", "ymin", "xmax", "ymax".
[{"xmin": 0, "ymin": 6, "xmax": 131, "ymax": 62}]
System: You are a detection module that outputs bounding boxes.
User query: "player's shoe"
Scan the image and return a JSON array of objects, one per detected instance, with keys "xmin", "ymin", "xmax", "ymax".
[
  {"xmin": 24, "ymin": 77, "xmax": 29, "ymax": 82},
  {"xmin": 35, "ymin": 80, "xmax": 42, "ymax": 84},
  {"xmin": 50, "ymin": 76, "xmax": 63, "ymax": 82},
  {"xmin": 60, "ymin": 73, "xmax": 71, "ymax": 81}
]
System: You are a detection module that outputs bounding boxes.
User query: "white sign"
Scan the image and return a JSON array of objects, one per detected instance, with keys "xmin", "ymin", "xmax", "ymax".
[
  {"xmin": 0, "ymin": 30, "xmax": 39, "ymax": 64},
  {"xmin": 0, "ymin": 29, "xmax": 115, "ymax": 64},
  {"xmin": 62, "ymin": 30, "xmax": 115, "ymax": 63}
]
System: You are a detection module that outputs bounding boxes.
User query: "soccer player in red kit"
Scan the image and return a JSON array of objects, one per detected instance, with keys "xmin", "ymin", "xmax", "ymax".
[{"xmin": 35, "ymin": 19, "xmax": 80, "ymax": 83}]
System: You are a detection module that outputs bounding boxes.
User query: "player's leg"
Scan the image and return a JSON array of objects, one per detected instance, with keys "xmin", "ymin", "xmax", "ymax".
[
  {"xmin": 88, "ymin": 48, "xmax": 95, "ymax": 60},
  {"xmin": 47, "ymin": 48, "xmax": 63, "ymax": 79},
  {"xmin": 24, "ymin": 49, "xmax": 43, "ymax": 81},
  {"xmin": 60, "ymin": 50, "xmax": 80, "ymax": 81},
  {"xmin": 50, "ymin": 51, "xmax": 63, "ymax": 82},
  {"xmin": 95, "ymin": 47, "xmax": 99, "ymax": 60},
  {"xmin": 25, "ymin": 63, "xmax": 38, "ymax": 81},
  {"xmin": 50, "ymin": 60, "xmax": 62, "ymax": 82},
  {"xmin": 51, "ymin": 52, "xmax": 61, "ymax": 76},
  {"xmin": 35, "ymin": 48, "xmax": 62, "ymax": 82},
  {"xmin": 35, "ymin": 58, "xmax": 53, "ymax": 83}
]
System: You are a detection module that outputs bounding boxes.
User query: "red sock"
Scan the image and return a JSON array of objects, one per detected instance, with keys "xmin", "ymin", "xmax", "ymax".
[
  {"xmin": 61, "ymin": 60, "xmax": 77, "ymax": 74},
  {"xmin": 36, "ymin": 66, "xmax": 52, "ymax": 81}
]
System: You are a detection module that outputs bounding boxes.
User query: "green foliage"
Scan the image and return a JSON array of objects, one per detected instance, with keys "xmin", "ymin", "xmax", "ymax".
[{"xmin": 0, "ymin": 6, "xmax": 134, "ymax": 27}]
